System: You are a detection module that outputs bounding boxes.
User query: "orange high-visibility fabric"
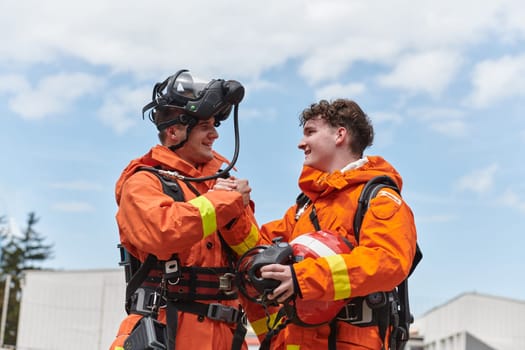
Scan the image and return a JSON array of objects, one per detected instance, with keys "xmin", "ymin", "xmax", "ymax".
[
  {"xmin": 258, "ymin": 156, "xmax": 418, "ymax": 350},
  {"xmin": 109, "ymin": 312, "xmax": 248, "ymax": 350},
  {"xmin": 110, "ymin": 145, "xmax": 255, "ymax": 350}
]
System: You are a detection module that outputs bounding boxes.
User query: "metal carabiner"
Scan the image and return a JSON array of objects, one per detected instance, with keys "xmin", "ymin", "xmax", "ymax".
[{"xmin": 219, "ymin": 272, "xmax": 237, "ymax": 295}]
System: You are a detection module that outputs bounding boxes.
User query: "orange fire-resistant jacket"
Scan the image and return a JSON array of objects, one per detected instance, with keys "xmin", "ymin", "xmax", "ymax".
[
  {"xmin": 109, "ymin": 145, "xmax": 259, "ymax": 350},
  {"xmin": 250, "ymin": 156, "xmax": 418, "ymax": 350}
]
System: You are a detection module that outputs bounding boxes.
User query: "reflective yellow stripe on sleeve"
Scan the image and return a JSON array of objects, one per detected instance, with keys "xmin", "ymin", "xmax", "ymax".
[
  {"xmin": 324, "ymin": 255, "xmax": 351, "ymax": 300},
  {"xmin": 114, "ymin": 347, "xmax": 124, "ymax": 350},
  {"xmin": 229, "ymin": 223, "xmax": 259, "ymax": 256},
  {"xmin": 188, "ymin": 196, "xmax": 217, "ymax": 238},
  {"xmin": 250, "ymin": 311, "xmax": 279, "ymax": 336},
  {"xmin": 287, "ymin": 345, "xmax": 300, "ymax": 350}
]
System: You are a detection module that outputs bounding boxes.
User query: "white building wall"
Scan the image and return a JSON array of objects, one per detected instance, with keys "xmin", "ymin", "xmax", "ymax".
[
  {"xmin": 17, "ymin": 269, "xmax": 126, "ymax": 350},
  {"xmin": 15, "ymin": 270, "xmax": 525, "ymax": 350},
  {"xmin": 413, "ymin": 292, "xmax": 525, "ymax": 350}
]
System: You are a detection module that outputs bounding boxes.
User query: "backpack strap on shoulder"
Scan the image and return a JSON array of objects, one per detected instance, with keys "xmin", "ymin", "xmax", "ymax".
[
  {"xmin": 349, "ymin": 175, "xmax": 422, "ymax": 350},
  {"xmin": 120, "ymin": 166, "xmax": 186, "ymax": 303},
  {"xmin": 137, "ymin": 166, "xmax": 186, "ymax": 201},
  {"xmin": 353, "ymin": 175, "xmax": 398, "ymax": 240}
]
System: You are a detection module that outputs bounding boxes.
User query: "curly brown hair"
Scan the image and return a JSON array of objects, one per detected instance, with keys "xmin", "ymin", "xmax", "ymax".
[{"xmin": 299, "ymin": 99, "xmax": 374, "ymax": 156}]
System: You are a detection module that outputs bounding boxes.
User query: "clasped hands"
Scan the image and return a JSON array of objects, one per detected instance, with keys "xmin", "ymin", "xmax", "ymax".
[
  {"xmin": 213, "ymin": 178, "xmax": 296, "ymax": 303},
  {"xmin": 213, "ymin": 177, "xmax": 252, "ymax": 206}
]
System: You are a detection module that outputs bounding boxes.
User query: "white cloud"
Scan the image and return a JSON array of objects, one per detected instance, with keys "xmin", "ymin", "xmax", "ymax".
[
  {"xmin": 370, "ymin": 112, "xmax": 403, "ymax": 125},
  {"xmin": 377, "ymin": 50, "xmax": 463, "ymax": 97},
  {"xmin": 0, "ymin": 74, "xmax": 30, "ymax": 94},
  {"xmin": 244, "ymin": 79, "xmax": 279, "ymax": 94},
  {"xmin": 52, "ymin": 201, "xmax": 95, "ymax": 213},
  {"xmin": 7, "ymin": 72, "xmax": 104, "ymax": 120},
  {"xmin": 49, "ymin": 181, "xmax": 103, "ymax": 191},
  {"xmin": 296, "ymin": 1, "xmax": 518, "ymax": 84},
  {"xmin": 499, "ymin": 189, "xmax": 525, "ymax": 214},
  {"xmin": 237, "ymin": 107, "xmax": 277, "ymax": 122},
  {"xmin": 314, "ymin": 82, "xmax": 366, "ymax": 101},
  {"xmin": 416, "ymin": 214, "xmax": 457, "ymax": 223},
  {"xmin": 0, "ymin": 0, "xmax": 522, "ymax": 84},
  {"xmin": 430, "ymin": 120, "xmax": 467, "ymax": 137},
  {"xmin": 0, "ymin": 1, "xmax": 310, "ymax": 79},
  {"xmin": 408, "ymin": 107, "xmax": 468, "ymax": 137},
  {"xmin": 413, "ymin": 107, "xmax": 465, "ymax": 121},
  {"xmin": 98, "ymin": 85, "xmax": 150, "ymax": 134},
  {"xmin": 456, "ymin": 163, "xmax": 499, "ymax": 194},
  {"xmin": 496, "ymin": 0, "xmax": 525, "ymax": 43},
  {"xmin": 367, "ymin": 111, "xmax": 403, "ymax": 149},
  {"xmin": 466, "ymin": 53, "xmax": 525, "ymax": 108},
  {"xmin": 0, "ymin": 0, "xmax": 523, "ymax": 134}
]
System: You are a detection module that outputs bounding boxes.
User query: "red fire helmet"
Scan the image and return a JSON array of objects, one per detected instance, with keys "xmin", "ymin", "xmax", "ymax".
[{"xmin": 289, "ymin": 230, "xmax": 353, "ymax": 326}]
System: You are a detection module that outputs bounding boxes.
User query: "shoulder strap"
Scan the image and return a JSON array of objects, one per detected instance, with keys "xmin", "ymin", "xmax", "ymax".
[
  {"xmin": 353, "ymin": 175, "xmax": 422, "ymax": 275},
  {"xmin": 353, "ymin": 175, "xmax": 398, "ymax": 240},
  {"xmin": 353, "ymin": 175, "xmax": 423, "ymax": 350},
  {"xmin": 120, "ymin": 167, "xmax": 187, "ymax": 314},
  {"xmin": 138, "ymin": 166, "xmax": 186, "ymax": 202},
  {"xmin": 133, "ymin": 165, "xmax": 238, "ymax": 267}
]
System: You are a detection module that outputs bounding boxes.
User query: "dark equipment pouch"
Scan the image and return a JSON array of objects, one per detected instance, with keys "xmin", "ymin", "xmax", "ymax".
[{"xmin": 124, "ymin": 316, "xmax": 167, "ymax": 350}]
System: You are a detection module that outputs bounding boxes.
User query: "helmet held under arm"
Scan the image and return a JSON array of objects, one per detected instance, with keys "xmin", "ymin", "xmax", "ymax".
[
  {"xmin": 287, "ymin": 230, "xmax": 354, "ymax": 326},
  {"xmin": 236, "ymin": 230, "xmax": 354, "ymax": 327}
]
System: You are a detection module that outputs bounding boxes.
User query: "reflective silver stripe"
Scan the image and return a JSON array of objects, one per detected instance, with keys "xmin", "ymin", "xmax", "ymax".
[
  {"xmin": 377, "ymin": 189, "xmax": 402, "ymax": 205},
  {"xmin": 290, "ymin": 234, "xmax": 337, "ymax": 256}
]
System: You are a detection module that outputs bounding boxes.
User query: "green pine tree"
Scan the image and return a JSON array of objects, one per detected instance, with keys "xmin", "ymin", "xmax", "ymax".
[
  {"xmin": 0, "ymin": 212, "xmax": 54, "ymax": 346},
  {"xmin": 0, "ymin": 215, "xmax": 6, "ymax": 304}
]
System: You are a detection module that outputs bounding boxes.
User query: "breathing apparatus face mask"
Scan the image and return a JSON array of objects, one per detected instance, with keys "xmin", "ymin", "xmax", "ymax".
[
  {"xmin": 236, "ymin": 231, "xmax": 355, "ymax": 326},
  {"xmin": 141, "ymin": 69, "xmax": 244, "ymax": 183},
  {"xmin": 237, "ymin": 239, "xmax": 294, "ymax": 302},
  {"xmin": 142, "ymin": 69, "xmax": 245, "ymax": 129}
]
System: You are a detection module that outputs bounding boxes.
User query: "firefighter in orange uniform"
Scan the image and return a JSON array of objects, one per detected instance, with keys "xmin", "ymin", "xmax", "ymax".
[
  {"xmin": 109, "ymin": 70, "xmax": 260, "ymax": 350},
  {"xmin": 243, "ymin": 99, "xmax": 418, "ymax": 349}
]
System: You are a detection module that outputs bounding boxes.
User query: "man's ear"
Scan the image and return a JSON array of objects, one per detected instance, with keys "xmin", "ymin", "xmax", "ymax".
[
  {"xmin": 166, "ymin": 126, "xmax": 176, "ymax": 139},
  {"xmin": 335, "ymin": 127, "xmax": 348, "ymax": 146}
]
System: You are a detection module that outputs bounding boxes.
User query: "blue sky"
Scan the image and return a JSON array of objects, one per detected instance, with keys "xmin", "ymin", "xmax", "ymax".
[{"xmin": 1, "ymin": 0, "xmax": 524, "ymax": 318}]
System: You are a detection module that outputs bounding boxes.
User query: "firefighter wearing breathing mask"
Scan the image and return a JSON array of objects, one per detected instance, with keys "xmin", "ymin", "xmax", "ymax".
[{"xmin": 109, "ymin": 70, "xmax": 260, "ymax": 350}]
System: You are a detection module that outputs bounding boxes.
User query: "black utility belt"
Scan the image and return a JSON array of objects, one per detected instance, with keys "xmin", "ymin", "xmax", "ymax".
[
  {"xmin": 129, "ymin": 288, "xmax": 244, "ymax": 324},
  {"xmin": 175, "ymin": 301, "xmax": 245, "ymax": 324},
  {"xmin": 336, "ymin": 291, "xmax": 394, "ymax": 327},
  {"xmin": 141, "ymin": 265, "xmax": 237, "ymax": 299},
  {"xmin": 129, "ymin": 286, "xmax": 240, "ymax": 319}
]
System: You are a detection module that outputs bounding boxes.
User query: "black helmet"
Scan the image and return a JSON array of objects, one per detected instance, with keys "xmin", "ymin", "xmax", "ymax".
[{"xmin": 143, "ymin": 69, "xmax": 245, "ymax": 130}]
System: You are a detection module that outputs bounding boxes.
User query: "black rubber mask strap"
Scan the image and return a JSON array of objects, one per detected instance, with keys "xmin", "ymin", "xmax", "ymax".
[{"xmin": 168, "ymin": 122, "xmax": 196, "ymax": 151}]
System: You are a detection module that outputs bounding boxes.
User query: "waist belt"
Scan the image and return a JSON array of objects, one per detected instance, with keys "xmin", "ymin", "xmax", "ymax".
[
  {"xmin": 129, "ymin": 286, "xmax": 243, "ymax": 324},
  {"xmin": 336, "ymin": 292, "xmax": 391, "ymax": 327},
  {"xmin": 178, "ymin": 301, "xmax": 245, "ymax": 324},
  {"xmin": 140, "ymin": 263, "xmax": 238, "ymax": 301},
  {"xmin": 124, "ymin": 254, "xmax": 248, "ymax": 350}
]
